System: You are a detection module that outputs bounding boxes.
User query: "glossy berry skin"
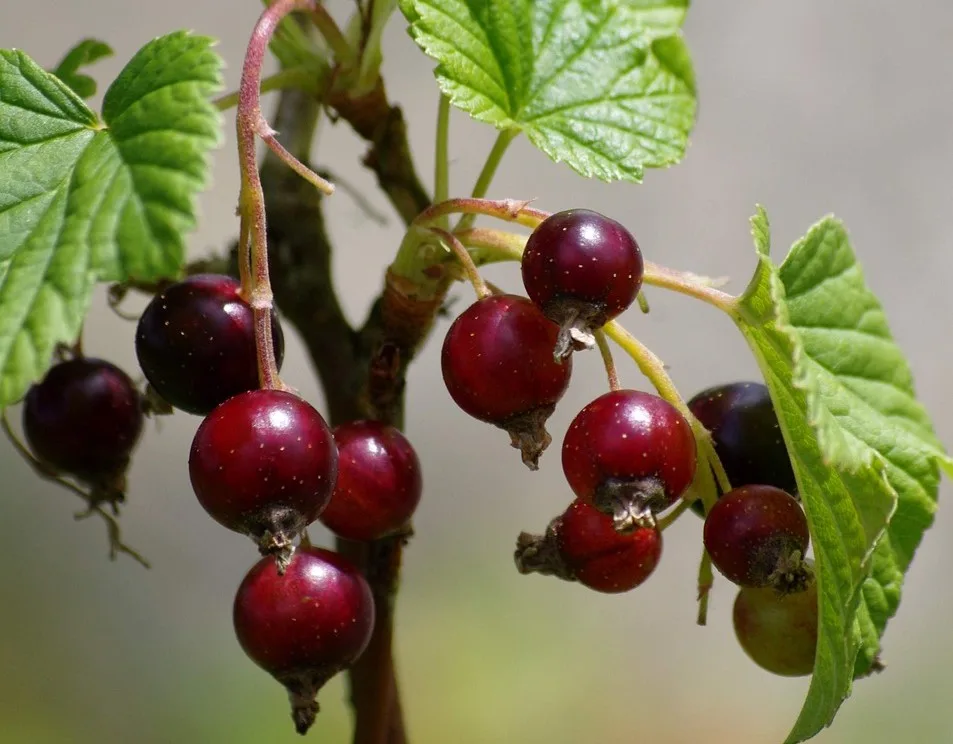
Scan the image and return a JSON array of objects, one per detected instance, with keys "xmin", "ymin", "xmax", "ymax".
[
  {"xmin": 441, "ymin": 294, "xmax": 572, "ymax": 469},
  {"xmin": 23, "ymin": 358, "xmax": 143, "ymax": 487},
  {"xmin": 135, "ymin": 274, "xmax": 285, "ymax": 415},
  {"xmin": 319, "ymin": 421, "xmax": 422, "ymax": 541},
  {"xmin": 522, "ymin": 209, "xmax": 643, "ymax": 356},
  {"xmin": 234, "ymin": 547, "xmax": 374, "ymax": 734},
  {"xmin": 733, "ymin": 576, "xmax": 818, "ymax": 677},
  {"xmin": 189, "ymin": 390, "xmax": 337, "ymax": 560},
  {"xmin": 562, "ymin": 390, "xmax": 696, "ymax": 525},
  {"xmin": 688, "ymin": 382, "xmax": 796, "ymax": 495},
  {"xmin": 703, "ymin": 485, "xmax": 809, "ymax": 591},
  {"xmin": 557, "ymin": 500, "xmax": 662, "ymax": 593}
]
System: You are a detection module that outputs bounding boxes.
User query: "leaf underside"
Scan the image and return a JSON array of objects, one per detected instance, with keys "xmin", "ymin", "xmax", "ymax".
[{"xmin": 736, "ymin": 207, "xmax": 951, "ymax": 743}]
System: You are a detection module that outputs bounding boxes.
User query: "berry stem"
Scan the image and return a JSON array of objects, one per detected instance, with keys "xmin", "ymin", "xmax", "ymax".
[
  {"xmin": 697, "ymin": 551, "xmax": 713, "ymax": 625},
  {"xmin": 414, "ymin": 197, "xmax": 547, "ymax": 231},
  {"xmin": 593, "ymin": 329, "xmax": 621, "ymax": 392},
  {"xmin": 237, "ymin": 0, "xmax": 336, "ymax": 390},
  {"xmin": 640, "ymin": 262, "xmax": 736, "ymax": 314},
  {"xmin": 434, "ymin": 94, "xmax": 451, "ymax": 228},
  {"xmin": 656, "ymin": 498, "xmax": 691, "ymax": 531},
  {"xmin": 636, "ymin": 291, "xmax": 650, "ymax": 314},
  {"xmin": 0, "ymin": 411, "xmax": 149, "ymax": 567},
  {"xmin": 454, "ymin": 128, "xmax": 519, "ymax": 232},
  {"xmin": 429, "ymin": 228, "xmax": 490, "ymax": 299},
  {"xmin": 602, "ymin": 321, "xmax": 686, "ymax": 413}
]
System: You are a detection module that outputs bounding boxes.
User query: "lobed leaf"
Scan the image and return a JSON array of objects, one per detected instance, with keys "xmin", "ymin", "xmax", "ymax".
[
  {"xmin": 735, "ymin": 208, "xmax": 951, "ymax": 742},
  {"xmin": 0, "ymin": 32, "xmax": 222, "ymax": 405},
  {"xmin": 399, "ymin": 0, "xmax": 696, "ymax": 182}
]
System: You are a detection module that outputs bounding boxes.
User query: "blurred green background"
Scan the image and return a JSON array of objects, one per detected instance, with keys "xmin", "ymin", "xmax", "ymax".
[{"xmin": 2, "ymin": 3, "xmax": 953, "ymax": 743}]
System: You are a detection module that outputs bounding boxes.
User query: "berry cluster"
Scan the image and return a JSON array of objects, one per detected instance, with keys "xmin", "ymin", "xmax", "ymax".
[
  {"xmin": 19, "ymin": 273, "xmax": 423, "ymax": 734},
  {"xmin": 441, "ymin": 210, "xmax": 817, "ymax": 677}
]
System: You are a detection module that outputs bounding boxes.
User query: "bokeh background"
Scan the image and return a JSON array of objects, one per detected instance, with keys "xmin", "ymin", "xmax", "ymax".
[{"xmin": 2, "ymin": 3, "xmax": 952, "ymax": 743}]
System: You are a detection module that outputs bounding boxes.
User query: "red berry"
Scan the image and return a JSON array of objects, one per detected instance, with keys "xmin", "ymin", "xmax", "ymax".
[
  {"xmin": 703, "ymin": 485, "xmax": 810, "ymax": 592},
  {"xmin": 135, "ymin": 274, "xmax": 285, "ymax": 415},
  {"xmin": 562, "ymin": 390, "xmax": 696, "ymax": 530},
  {"xmin": 23, "ymin": 357, "xmax": 143, "ymax": 500},
  {"xmin": 441, "ymin": 294, "xmax": 572, "ymax": 469},
  {"xmin": 733, "ymin": 575, "xmax": 818, "ymax": 677},
  {"xmin": 522, "ymin": 209, "xmax": 643, "ymax": 358},
  {"xmin": 319, "ymin": 421, "xmax": 422, "ymax": 541},
  {"xmin": 688, "ymin": 382, "xmax": 796, "ymax": 517},
  {"xmin": 558, "ymin": 500, "xmax": 662, "ymax": 592},
  {"xmin": 233, "ymin": 547, "xmax": 374, "ymax": 734},
  {"xmin": 189, "ymin": 389, "xmax": 337, "ymax": 566}
]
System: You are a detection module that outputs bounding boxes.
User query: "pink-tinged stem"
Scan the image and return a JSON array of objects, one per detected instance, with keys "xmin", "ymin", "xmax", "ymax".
[{"xmin": 237, "ymin": 0, "xmax": 333, "ymax": 390}]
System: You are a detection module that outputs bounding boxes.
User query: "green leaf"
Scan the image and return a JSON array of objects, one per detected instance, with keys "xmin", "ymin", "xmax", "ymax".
[
  {"xmin": 400, "ymin": 0, "xmax": 696, "ymax": 182},
  {"xmin": 0, "ymin": 32, "xmax": 222, "ymax": 406},
  {"xmin": 50, "ymin": 38, "xmax": 114, "ymax": 99},
  {"xmin": 736, "ymin": 208, "xmax": 951, "ymax": 743}
]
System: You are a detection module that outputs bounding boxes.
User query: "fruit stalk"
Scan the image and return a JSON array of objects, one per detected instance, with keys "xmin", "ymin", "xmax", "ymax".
[{"xmin": 236, "ymin": 0, "xmax": 333, "ymax": 391}]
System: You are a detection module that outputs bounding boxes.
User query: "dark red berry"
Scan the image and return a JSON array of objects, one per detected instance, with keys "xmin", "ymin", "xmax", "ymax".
[
  {"xmin": 135, "ymin": 274, "xmax": 285, "ymax": 415},
  {"xmin": 560, "ymin": 500, "xmax": 661, "ymax": 592},
  {"xmin": 688, "ymin": 382, "xmax": 796, "ymax": 516},
  {"xmin": 441, "ymin": 294, "xmax": 572, "ymax": 469},
  {"xmin": 233, "ymin": 547, "xmax": 374, "ymax": 734},
  {"xmin": 562, "ymin": 390, "xmax": 696, "ymax": 530},
  {"xmin": 23, "ymin": 357, "xmax": 143, "ymax": 500},
  {"xmin": 189, "ymin": 389, "xmax": 337, "ymax": 567},
  {"xmin": 522, "ymin": 209, "xmax": 643, "ymax": 358},
  {"xmin": 733, "ymin": 573, "xmax": 818, "ymax": 677},
  {"xmin": 319, "ymin": 421, "xmax": 422, "ymax": 541},
  {"xmin": 703, "ymin": 485, "xmax": 810, "ymax": 592}
]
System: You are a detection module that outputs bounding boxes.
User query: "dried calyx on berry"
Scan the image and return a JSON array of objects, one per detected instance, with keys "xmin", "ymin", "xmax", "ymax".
[
  {"xmin": 441, "ymin": 294, "xmax": 572, "ymax": 469},
  {"xmin": 23, "ymin": 357, "xmax": 144, "ymax": 505},
  {"xmin": 562, "ymin": 389, "xmax": 696, "ymax": 531},
  {"xmin": 189, "ymin": 389, "xmax": 337, "ymax": 570},
  {"xmin": 233, "ymin": 547, "xmax": 375, "ymax": 734},
  {"xmin": 703, "ymin": 485, "xmax": 811, "ymax": 593},
  {"xmin": 516, "ymin": 500, "xmax": 662, "ymax": 593},
  {"xmin": 522, "ymin": 209, "xmax": 643, "ymax": 359},
  {"xmin": 135, "ymin": 274, "xmax": 285, "ymax": 415}
]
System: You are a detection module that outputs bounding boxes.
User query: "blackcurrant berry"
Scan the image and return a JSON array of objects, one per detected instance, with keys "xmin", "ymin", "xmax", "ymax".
[
  {"xmin": 23, "ymin": 357, "xmax": 143, "ymax": 500},
  {"xmin": 441, "ymin": 294, "xmax": 572, "ymax": 469},
  {"xmin": 687, "ymin": 382, "xmax": 796, "ymax": 516},
  {"xmin": 233, "ymin": 547, "xmax": 374, "ymax": 734},
  {"xmin": 562, "ymin": 390, "xmax": 696, "ymax": 530},
  {"xmin": 135, "ymin": 274, "xmax": 285, "ymax": 415},
  {"xmin": 733, "ymin": 573, "xmax": 818, "ymax": 677},
  {"xmin": 189, "ymin": 389, "xmax": 337, "ymax": 567},
  {"xmin": 319, "ymin": 420, "xmax": 422, "ymax": 541},
  {"xmin": 517, "ymin": 500, "xmax": 663, "ymax": 593},
  {"xmin": 522, "ymin": 209, "xmax": 643, "ymax": 358},
  {"xmin": 703, "ymin": 485, "xmax": 810, "ymax": 592}
]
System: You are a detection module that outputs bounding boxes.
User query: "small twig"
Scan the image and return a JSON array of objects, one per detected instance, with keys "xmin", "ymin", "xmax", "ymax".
[
  {"xmin": 697, "ymin": 551, "xmax": 713, "ymax": 626},
  {"xmin": 429, "ymin": 227, "xmax": 490, "ymax": 299},
  {"xmin": 1, "ymin": 412, "xmax": 149, "ymax": 568},
  {"xmin": 238, "ymin": 0, "xmax": 337, "ymax": 390}
]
